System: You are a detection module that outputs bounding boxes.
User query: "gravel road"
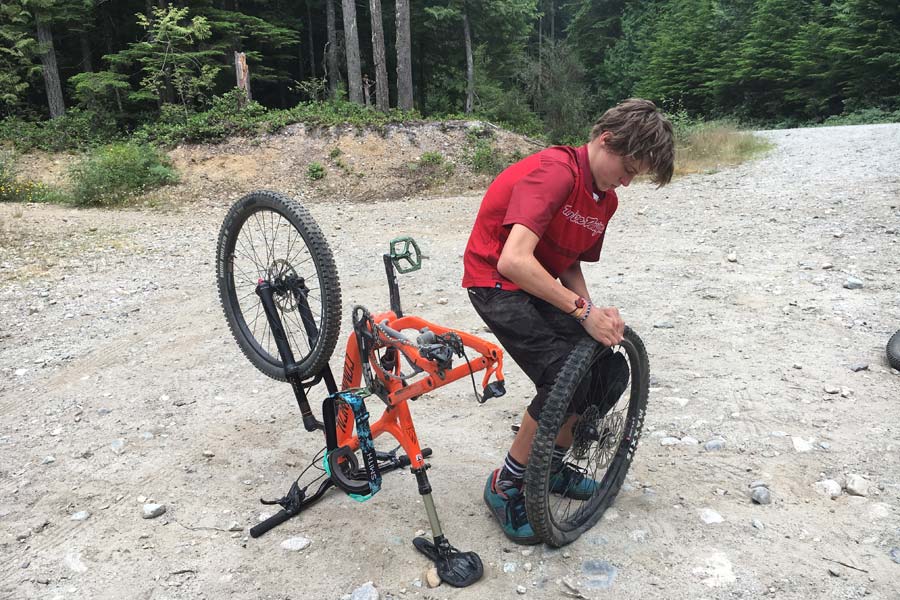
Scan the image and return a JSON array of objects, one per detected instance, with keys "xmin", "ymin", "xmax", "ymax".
[{"xmin": 1, "ymin": 123, "xmax": 899, "ymax": 599}]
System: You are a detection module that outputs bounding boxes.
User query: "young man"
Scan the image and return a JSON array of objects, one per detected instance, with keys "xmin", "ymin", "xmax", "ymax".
[{"xmin": 462, "ymin": 98, "xmax": 675, "ymax": 544}]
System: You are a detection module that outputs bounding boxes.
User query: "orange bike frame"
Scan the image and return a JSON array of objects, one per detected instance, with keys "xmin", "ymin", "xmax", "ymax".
[{"xmin": 337, "ymin": 311, "xmax": 504, "ymax": 470}]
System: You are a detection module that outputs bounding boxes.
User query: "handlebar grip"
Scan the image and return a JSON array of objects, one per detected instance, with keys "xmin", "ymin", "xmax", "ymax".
[{"xmin": 250, "ymin": 509, "xmax": 294, "ymax": 538}]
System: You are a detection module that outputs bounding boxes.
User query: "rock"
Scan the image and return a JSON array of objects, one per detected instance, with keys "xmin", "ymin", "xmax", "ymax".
[
  {"xmin": 890, "ymin": 548, "xmax": 900, "ymax": 565},
  {"xmin": 110, "ymin": 439, "xmax": 126, "ymax": 454},
  {"xmin": 516, "ymin": 585, "xmax": 527, "ymax": 594},
  {"xmin": 202, "ymin": 451, "xmax": 215, "ymax": 458},
  {"xmin": 424, "ymin": 567, "xmax": 441, "ymax": 588},
  {"xmin": 751, "ymin": 487, "xmax": 772, "ymax": 505},
  {"xmin": 653, "ymin": 322, "xmax": 675, "ymax": 329},
  {"xmin": 681, "ymin": 436, "xmax": 699, "ymax": 445},
  {"xmin": 581, "ymin": 559, "xmax": 618, "ymax": 590},
  {"xmin": 436, "ymin": 298, "xmax": 449, "ymax": 305},
  {"xmin": 823, "ymin": 386, "xmax": 839, "ymax": 394},
  {"xmin": 792, "ymin": 363, "xmax": 803, "ymax": 369},
  {"xmin": 280, "ymin": 536, "xmax": 311, "ymax": 551},
  {"xmin": 821, "ymin": 262, "xmax": 834, "ymax": 270},
  {"xmin": 700, "ymin": 508, "xmax": 724, "ymax": 524},
  {"xmin": 660, "ymin": 437, "xmax": 681, "ymax": 446},
  {"xmin": 792, "ymin": 437, "xmax": 814, "ymax": 453},
  {"xmin": 749, "ymin": 481, "xmax": 768, "ymax": 490},
  {"xmin": 752, "ymin": 519, "xmax": 765, "ymax": 530},
  {"xmin": 227, "ymin": 522, "xmax": 243, "ymax": 532},
  {"xmin": 41, "ymin": 456, "xmax": 56, "ymax": 465},
  {"xmin": 503, "ymin": 562, "xmax": 517, "ymax": 573},
  {"xmin": 843, "ymin": 276, "xmax": 863, "ymax": 289},
  {"xmin": 844, "ymin": 474, "xmax": 869, "ymax": 497},
  {"xmin": 814, "ymin": 479, "xmax": 842, "ymax": 499},
  {"xmin": 141, "ymin": 504, "xmax": 166, "ymax": 519},
  {"xmin": 70, "ymin": 511, "xmax": 90, "ymax": 521},
  {"xmin": 350, "ymin": 582, "xmax": 379, "ymax": 600},
  {"xmin": 727, "ymin": 252, "xmax": 738, "ymax": 263},
  {"xmin": 850, "ymin": 362, "xmax": 869, "ymax": 372},
  {"xmin": 840, "ymin": 387, "xmax": 853, "ymax": 398},
  {"xmin": 704, "ymin": 438, "xmax": 726, "ymax": 451},
  {"xmin": 523, "ymin": 562, "xmax": 533, "ymax": 572}
]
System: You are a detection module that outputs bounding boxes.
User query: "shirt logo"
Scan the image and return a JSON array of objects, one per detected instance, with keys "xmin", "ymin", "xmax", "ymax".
[{"xmin": 562, "ymin": 204, "xmax": 605, "ymax": 236}]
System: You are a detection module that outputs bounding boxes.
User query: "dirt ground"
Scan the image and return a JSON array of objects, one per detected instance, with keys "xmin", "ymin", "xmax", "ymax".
[{"xmin": 1, "ymin": 123, "xmax": 899, "ymax": 600}]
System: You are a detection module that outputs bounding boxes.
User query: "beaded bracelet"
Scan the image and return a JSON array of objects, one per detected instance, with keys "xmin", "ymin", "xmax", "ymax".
[{"xmin": 576, "ymin": 300, "xmax": 593, "ymax": 323}]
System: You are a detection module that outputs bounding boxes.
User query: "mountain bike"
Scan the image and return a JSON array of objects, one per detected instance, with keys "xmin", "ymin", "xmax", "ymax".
[{"xmin": 215, "ymin": 190, "xmax": 649, "ymax": 582}]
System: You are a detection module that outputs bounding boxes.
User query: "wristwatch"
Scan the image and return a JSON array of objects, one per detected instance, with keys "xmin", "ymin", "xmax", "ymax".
[{"xmin": 569, "ymin": 296, "xmax": 586, "ymax": 315}]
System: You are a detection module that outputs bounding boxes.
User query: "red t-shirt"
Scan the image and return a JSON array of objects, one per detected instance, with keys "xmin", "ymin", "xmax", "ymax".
[{"xmin": 462, "ymin": 145, "xmax": 618, "ymax": 290}]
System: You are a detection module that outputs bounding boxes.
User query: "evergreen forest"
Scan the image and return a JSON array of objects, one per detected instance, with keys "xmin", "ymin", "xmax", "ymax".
[{"xmin": 2, "ymin": 0, "xmax": 899, "ymax": 150}]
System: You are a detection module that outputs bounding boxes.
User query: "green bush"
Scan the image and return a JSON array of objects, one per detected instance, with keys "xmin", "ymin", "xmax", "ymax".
[
  {"xmin": 307, "ymin": 162, "xmax": 326, "ymax": 180},
  {"xmin": 0, "ymin": 108, "xmax": 120, "ymax": 152},
  {"xmin": 419, "ymin": 151, "xmax": 444, "ymax": 166},
  {"xmin": 467, "ymin": 139, "xmax": 508, "ymax": 176},
  {"xmin": 68, "ymin": 142, "xmax": 178, "ymax": 206},
  {"xmin": 822, "ymin": 107, "xmax": 900, "ymax": 126}
]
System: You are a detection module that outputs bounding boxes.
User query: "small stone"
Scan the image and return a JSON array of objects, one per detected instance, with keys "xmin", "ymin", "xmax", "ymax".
[
  {"xmin": 70, "ymin": 511, "xmax": 90, "ymax": 521},
  {"xmin": 41, "ymin": 456, "xmax": 56, "ymax": 465},
  {"xmin": 792, "ymin": 437, "xmax": 814, "ymax": 453},
  {"xmin": 503, "ymin": 562, "xmax": 517, "ymax": 573},
  {"xmin": 202, "ymin": 451, "xmax": 215, "ymax": 458},
  {"xmin": 562, "ymin": 551, "xmax": 572, "ymax": 558},
  {"xmin": 821, "ymin": 262, "xmax": 834, "ymax": 270},
  {"xmin": 436, "ymin": 298, "xmax": 449, "ymax": 305},
  {"xmin": 814, "ymin": 479, "xmax": 842, "ymax": 498},
  {"xmin": 752, "ymin": 519, "xmax": 765, "ymax": 530},
  {"xmin": 792, "ymin": 363, "xmax": 802, "ymax": 369},
  {"xmin": 136, "ymin": 495, "xmax": 147, "ymax": 503},
  {"xmin": 424, "ymin": 567, "xmax": 441, "ymax": 588},
  {"xmin": 141, "ymin": 504, "xmax": 166, "ymax": 519},
  {"xmin": 110, "ymin": 439, "xmax": 126, "ymax": 454},
  {"xmin": 843, "ymin": 277, "xmax": 863, "ymax": 290},
  {"xmin": 523, "ymin": 562, "xmax": 533, "ymax": 572},
  {"xmin": 704, "ymin": 438, "xmax": 726, "ymax": 451},
  {"xmin": 889, "ymin": 548, "xmax": 900, "ymax": 564},
  {"xmin": 15, "ymin": 368, "xmax": 29, "ymax": 376},
  {"xmin": 680, "ymin": 436, "xmax": 699, "ymax": 445},
  {"xmin": 751, "ymin": 487, "xmax": 772, "ymax": 505},
  {"xmin": 749, "ymin": 481, "xmax": 768, "ymax": 490},
  {"xmin": 653, "ymin": 322, "xmax": 675, "ymax": 329},
  {"xmin": 350, "ymin": 581, "xmax": 379, "ymax": 600},
  {"xmin": 840, "ymin": 387, "xmax": 853, "ymax": 398},
  {"xmin": 819, "ymin": 441, "xmax": 831, "ymax": 450},
  {"xmin": 823, "ymin": 385, "xmax": 839, "ymax": 394},
  {"xmin": 414, "ymin": 529, "xmax": 426, "ymax": 537},
  {"xmin": 844, "ymin": 474, "xmax": 869, "ymax": 497},
  {"xmin": 833, "ymin": 231, "xmax": 844, "ymax": 238},
  {"xmin": 660, "ymin": 437, "xmax": 681, "ymax": 446},
  {"xmin": 521, "ymin": 548, "xmax": 533, "ymax": 557},
  {"xmin": 700, "ymin": 508, "xmax": 724, "ymax": 524},
  {"xmin": 850, "ymin": 362, "xmax": 868, "ymax": 372},
  {"xmin": 727, "ymin": 252, "xmax": 738, "ymax": 263},
  {"xmin": 516, "ymin": 585, "xmax": 527, "ymax": 595},
  {"xmin": 280, "ymin": 536, "xmax": 311, "ymax": 551},
  {"xmin": 227, "ymin": 522, "xmax": 243, "ymax": 532}
]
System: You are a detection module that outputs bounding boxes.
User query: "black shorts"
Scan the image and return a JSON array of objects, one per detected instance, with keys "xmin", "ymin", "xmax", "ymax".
[{"xmin": 467, "ymin": 286, "xmax": 592, "ymax": 420}]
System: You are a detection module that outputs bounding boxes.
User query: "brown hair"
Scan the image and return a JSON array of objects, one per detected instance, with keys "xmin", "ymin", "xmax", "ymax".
[{"xmin": 590, "ymin": 98, "xmax": 674, "ymax": 186}]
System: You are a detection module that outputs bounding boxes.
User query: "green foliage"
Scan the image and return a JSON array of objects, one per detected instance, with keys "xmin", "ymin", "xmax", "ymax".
[
  {"xmin": 821, "ymin": 108, "xmax": 900, "ymax": 126},
  {"xmin": 466, "ymin": 138, "xmax": 508, "ymax": 176},
  {"xmin": 405, "ymin": 151, "xmax": 454, "ymax": 188},
  {"xmin": 329, "ymin": 147, "xmax": 342, "ymax": 159},
  {"xmin": 68, "ymin": 141, "xmax": 178, "ymax": 206},
  {"xmin": 0, "ymin": 108, "xmax": 119, "ymax": 151},
  {"xmin": 306, "ymin": 162, "xmax": 325, "ymax": 180},
  {"xmin": 0, "ymin": 1, "xmax": 39, "ymax": 116},
  {"xmin": 525, "ymin": 40, "xmax": 591, "ymax": 144}
]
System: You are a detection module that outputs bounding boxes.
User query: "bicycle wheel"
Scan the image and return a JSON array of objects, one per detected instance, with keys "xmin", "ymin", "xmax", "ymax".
[
  {"xmin": 525, "ymin": 327, "xmax": 649, "ymax": 547},
  {"xmin": 888, "ymin": 330, "xmax": 900, "ymax": 371},
  {"xmin": 216, "ymin": 190, "xmax": 342, "ymax": 381}
]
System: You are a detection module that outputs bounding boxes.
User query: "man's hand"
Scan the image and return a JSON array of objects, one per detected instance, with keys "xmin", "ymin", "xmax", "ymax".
[{"xmin": 581, "ymin": 305, "xmax": 624, "ymax": 346}]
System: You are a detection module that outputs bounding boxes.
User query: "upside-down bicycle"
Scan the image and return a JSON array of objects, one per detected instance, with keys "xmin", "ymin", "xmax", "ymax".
[{"xmin": 215, "ymin": 190, "xmax": 649, "ymax": 586}]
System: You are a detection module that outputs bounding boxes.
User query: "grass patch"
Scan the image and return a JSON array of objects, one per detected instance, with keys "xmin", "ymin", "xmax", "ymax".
[
  {"xmin": 674, "ymin": 120, "xmax": 772, "ymax": 176},
  {"xmin": 404, "ymin": 151, "xmax": 454, "ymax": 189},
  {"xmin": 68, "ymin": 142, "xmax": 178, "ymax": 206},
  {"xmin": 307, "ymin": 162, "xmax": 326, "ymax": 181},
  {"xmin": 0, "ymin": 151, "xmax": 65, "ymax": 203}
]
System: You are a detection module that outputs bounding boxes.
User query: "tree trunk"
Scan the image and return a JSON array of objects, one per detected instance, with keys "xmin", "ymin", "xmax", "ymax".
[
  {"xmin": 341, "ymin": 0, "xmax": 364, "ymax": 104},
  {"xmin": 235, "ymin": 51, "xmax": 252, "ymax": 102},
  {"xmin": 35, "ymin": 12, "xmax": 65, "ymax": 119},
  {"xmin": 368, "ymin": 0, "xmax": 389, "ymax": 111},
  {"xmin": 395, "ymin": 0, "xmax": 413, "ymax": 110},
  {"xmin": 80, "ymin": 31, "xmax": 94, "ymax": 73},
  {"xmin": 325, "ymin": 0, "xmax": 341, "ymax": 98},
  {"xmin": 463, "ymin": 12, "xmax": 474, "ymax": 114},
  {"xmin": 306, "ymin": 1, "xmax": 316, "ymax": 78}
]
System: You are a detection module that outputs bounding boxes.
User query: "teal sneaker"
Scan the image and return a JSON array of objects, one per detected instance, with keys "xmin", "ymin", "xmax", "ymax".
[
  {"xmin": 483, "ymin": 469, "xmax": 540, "ymax": 545},
  {"xmin": 548, "ymin": 463, "xmax": 599, "ymax": 501}
]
